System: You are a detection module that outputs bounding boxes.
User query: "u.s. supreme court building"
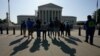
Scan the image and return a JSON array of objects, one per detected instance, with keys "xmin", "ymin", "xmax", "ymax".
[{"xmin": 17, "ymin": 3, "xmax": 77, "ymax": 25}]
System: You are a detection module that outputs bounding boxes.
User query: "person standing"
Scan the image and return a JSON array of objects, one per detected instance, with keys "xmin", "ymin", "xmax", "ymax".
[
  {"xmin": 21, "ymin": 21, "xmax": 27, "ymax": 37},
  {"xmin": 84, "ymin": 15, "xmax": 96, "ymax": 45},
  {"xmin": 27, "ymin": 18, "xmax": 34, "ymax": 39},
  {"xmin": 42, "ymin": 22, "xmax": 48, "ymax": 40},
  {"xmin": 48, "ymin": 20, "xmax": 54, "ymax": 37},
  {"xmin": 36, "ymin": 19, "xmax": 41, "ymax": 39},
  {"xmin": 60, "ymin": 22, "xmax": 65, "ymax": 37},
  {"xmin": 54, "ymin": 17, "xmax": 60, "ymax": 38},
  {"xmin": 65, "ymin": 22, "xmax": 71, "ymax": 37}
]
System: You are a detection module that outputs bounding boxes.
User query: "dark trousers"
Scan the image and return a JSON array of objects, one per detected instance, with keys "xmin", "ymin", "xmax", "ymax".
[
  {"xmin": 43, "ymin": 30, "xmax": 46, "ymax": 40},
  {"xmin": 85, "ymin": 30, "xmax": 95, "ymax": 44},
  {"xmin": 37, "ymin": 29, "xmax": 41, "ymax": 39},
  {"xmin": 65, "ymin": 30, "xmax": 70, "ymax": 36},
  {"xmin": 20, "ymin": 28, "xmax": 22, "ymax": 35},
  {"xmin": 61, "ymin": 30, "xmax": 64, "ymax": 36},
  {"xmin": 28, "ymin": 28, "xmax": 33, "ymax": 36},
  {"xmin": 22, "ymin": 28, "xmax": 26, "ymax": 36}
]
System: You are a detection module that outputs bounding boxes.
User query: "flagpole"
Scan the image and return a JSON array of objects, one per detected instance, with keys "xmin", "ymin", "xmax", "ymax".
[
  {"xmin": 96, "ymin": 0, "xmax": 98, "ymax": 23},
  {"xmin": 8, "ymin": 0, "xmax": 10, "ymax": 26}
]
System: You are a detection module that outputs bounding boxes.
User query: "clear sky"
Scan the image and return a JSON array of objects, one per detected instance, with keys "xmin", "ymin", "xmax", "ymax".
[{"xmin": 0, "ymin": 0, "xmax": 100, "ymax": 23}]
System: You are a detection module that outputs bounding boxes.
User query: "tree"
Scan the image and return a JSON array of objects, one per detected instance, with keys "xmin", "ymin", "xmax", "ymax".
[
  {"xmin": 0, "ymin": 19, "xmax": 3, "ymax": 24},
  {"xmin": 93, "ymin": 8, "xmax": 100, "ymax": 24},
  {"xmin": 3, "ymin": 19, "xmax": 7, "ymax": 23},
  {"xmin": 0, "ymin": 19, "xmax": 8, "ymax": 24},
  {"xmin": 93, "ymin": 8, "xmax": 100, "ymax": 35}
]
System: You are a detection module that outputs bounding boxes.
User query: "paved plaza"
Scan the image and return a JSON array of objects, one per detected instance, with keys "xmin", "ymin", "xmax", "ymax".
[{"xmin": 0, "ymin": 30, "xmax": 100, "ymax": 56}]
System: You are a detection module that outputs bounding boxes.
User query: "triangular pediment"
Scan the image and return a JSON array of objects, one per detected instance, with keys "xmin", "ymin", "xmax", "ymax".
[{"xmin": 39, "ymin": 3, "xmax": 62, "ymax": 9}]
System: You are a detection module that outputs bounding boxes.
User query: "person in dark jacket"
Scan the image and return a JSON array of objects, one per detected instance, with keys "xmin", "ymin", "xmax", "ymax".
[
  {"xmin": 21, "ymin": 20, "xmax": 27, "ymax": 37},
  {"xmin": 48, "ymin": 20, "xmax": 54, "ymax": 37},
  {"xmin": 60, "ymin": 22, "xmax": 65, "ymax": 37},
  {"xmin": 65, "ymin": 22, "xmax": 71, "ymax": 37},
  {"xmin": 54, "ymin": 17, "xmax": 60, "ymax": 38},
  {"xmin": 36, "ymin": 19, "xmax": 41, "ymax": 39},
  {"xmin": 84, "ymin": 15, "xmax": 96, "ymax": 45},
  {"xmin": 27, "ymin": 18, "xmax": 34, "ymax": 39}
]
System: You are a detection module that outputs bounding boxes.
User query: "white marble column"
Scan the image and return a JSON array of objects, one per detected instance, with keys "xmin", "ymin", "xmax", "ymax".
[
  {"xmin": 59, "ymin": 11, "xmax": 61, "ymax": 21},
  {"xmin": 51, "ymin": 10, "xmax": 53, "ymax": 21},
  {"xmin": 43, "ymin": 10, "xmax": 45, "ymax": 23},
  {"xmin": 58, "ymin": 10, "xmax": 60, "ymax": 20},
  {"xmin": 46, "ymin": 10, "xmax": 47, "ymax": 22},
  {"xmin": 53, "ymin": 11, "xmax": 56, "ymax": 21},
  {"xmin": 56, "ymin": 11, "xmax": 58, "ymax": 19},
  {"xmin": 47, "ymin": 10, "xmax": 48, "ymax": 23},
  {"xmin": 41, "ymin": 10, "xmax": 43, "ymax": 23},
  {"xmin": 56, "ymin": 11, "xmax": 57, "ymax": 20},
  {"xmin": 48, "ymin": 10, "xmax": 50, "ymax": 21},
  {"xmin": 45, "ymin": 10, "xmax": 46, "ymax": 23},
  {"xmin": 44, "ymin": 10, "xmax": 45, "ymax": 23},
  {"xmin": 38, "ymin": 10, "xmax": 40, "ymax": 19},
  {"xmin": 49, "ymin": 10, "xmax": 51, "ymax": 22}
]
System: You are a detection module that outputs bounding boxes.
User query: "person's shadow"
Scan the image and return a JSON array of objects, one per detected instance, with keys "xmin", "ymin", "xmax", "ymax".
[
  {"xmin": 69, "ymin": 36, "xmax": 82, "ymax": 43},
  {"xmin": 9, "ymin": 37, "xmax": 24, "ymax": 46},
  {"xmin": 59, "ymin": 40, "xmax": 76, "ymax": 56},
  {"xmin": 51, "ymin": 38, "xmax": 61, "ymax": 47},
  {"xmin": 51, "ymin": 37, "xmax": 76, "ymax": 56},
  {"xmin": 10, "ymin": 39, "xmax": 32, "ymax": 56},
  {"xmin": 29, "ymin": 38, "xmax": 41, "ymax": 52},
  {"xmin": 63, "ymin": 37, "xmax": 78, "ymax": 45},
  {"xmin": 41, "ymin": 39, "xmax": 50, "ymax": 50},
  {"xmin": 92, "ymin": 44, "xmax": 100, "ymax": 48},
  {"xmin": 62, "ymin": 36, "xmax": 82, "ymax": 45}
]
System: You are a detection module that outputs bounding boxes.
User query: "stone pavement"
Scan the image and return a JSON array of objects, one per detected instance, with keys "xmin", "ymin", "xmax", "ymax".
[{"xmin": 0, "ymin": 30, "xmax": 100, "ymax": 56}]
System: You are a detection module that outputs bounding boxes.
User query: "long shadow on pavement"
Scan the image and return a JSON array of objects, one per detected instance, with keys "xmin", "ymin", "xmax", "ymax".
[
  {"xmin": 62, "ymin": 37, "xmax": 78, "ymax": 45},
  {"xmin": 41, "ymin": 39, "xmax": 50, "ymax": 50},
  {"xmin": 10, "ymin": 39, "xmax": 32, "ymax": 56},
  {"xmin": 15, "ymin": 35, "xmax": 22, "ymax": 37},
  {"xmin": 69, "ymin": 36, "xmax": 82, "ymax": 43},
  {"xmin": 62, "ymin": 36, "xmax": 82, "ymax": 45},
  {"xmin": 51, "ymin": 38, "xmax": 76, "ymax": 56},
  {"xmin": 9, "ymin": 37, "xmax": 24, "ymax": 46},
  {"xmin": 93, "ymin": 44, "xmax": 100, "ymax": 48},
  {"xmin": 29, "ymin": 38, "xmax": 41, "ymax": 52},
  {"xmin": 52, "ymin": 38, "xmax": 61, "ymax": 47}
]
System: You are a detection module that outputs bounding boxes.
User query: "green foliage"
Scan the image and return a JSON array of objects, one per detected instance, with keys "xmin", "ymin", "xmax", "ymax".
[
  {"xmin": 0, "ymin": 19, "xmax": 7, "ymax": 24},
  {"xmin": 0, "ymin": 19, "xmax": 3, "ymax": 24}
]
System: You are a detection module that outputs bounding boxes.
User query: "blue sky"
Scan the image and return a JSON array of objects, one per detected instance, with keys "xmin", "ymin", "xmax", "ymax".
[{"xmin": 0, "ymin": 0, "xmax": 100, "ymax": 23}]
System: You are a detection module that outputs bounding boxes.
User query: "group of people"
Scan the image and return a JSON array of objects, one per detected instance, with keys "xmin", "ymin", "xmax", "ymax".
[
  {"xmin": 21, "ymin": 18, "xmax": 72, "ymax": 40},
  {"xmin": 21, "ymin": 15, "xmax": 96, "ymax": 45}
]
